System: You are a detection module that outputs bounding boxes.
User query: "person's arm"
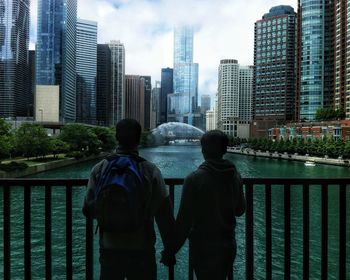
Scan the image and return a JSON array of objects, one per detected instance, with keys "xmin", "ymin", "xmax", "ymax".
[
  {"xmin": 82, "ymin": 163, "xmax": 101, "ymax": 218},
  {"xmin": 235, "ymin": 174, "xmax": 246, "ymax": 217},
  {"xmin": 173, "ymin": 176, "xmax": 193, "ymax": 254}
]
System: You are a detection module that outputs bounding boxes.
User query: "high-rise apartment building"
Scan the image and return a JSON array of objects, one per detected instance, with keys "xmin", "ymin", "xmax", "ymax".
[
  {"xmin": 218, "ymin": 59, "xmax": 251, "ymax": 138},
  {"xmin": 125, "ymin": 75, "xmax": 145, "ymax": 129},
  {"xmin": 150, "ymin": 81, "xmax": 161, "ymax": 129},
  {"xmin": 96, "ymin": 44, "xmax": 112, "ymax": 126},
  {"xmin": 109, "ymin": 40, "xmax": 125, "ymax": 124},
  {"xmin": 28, "ymin": 50, "xmax": 35, "ymax": 117},
  {"xmin": 141, "ymin": 76, "xmax": 151, "ymax": 129},
  {"xmin": 76, "ymin": 19, "xmax": 97, "ymax": 124},
  {"xmin": 36, "ymin": 0, "xmax": 77, "ymax": 122},
  {"xmin": 296, "ymin": 1, "xmax": 334, "ymax": 121},
  {"xmin": 0, "ymin": 0, "xmax": 30, "ymax": 118},
  {"xmin": 253, "ymin": 6, "xmax": 296, "ymax": 122},
  {"xmin": 160, "ymin": 67, "xmax": 173, "ymax": 125},
  {"xmin": 168, "ymin": 26, "xmax": 199, "ymax": 125},
  {"xmin": 239, "ymin": 66, "xmax": 254, "ymax": 121}
]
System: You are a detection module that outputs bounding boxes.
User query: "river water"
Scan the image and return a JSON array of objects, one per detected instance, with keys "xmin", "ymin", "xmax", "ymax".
[{"xmin": 0, "ymin": 145, "xmax": 349, "ymax": 279}]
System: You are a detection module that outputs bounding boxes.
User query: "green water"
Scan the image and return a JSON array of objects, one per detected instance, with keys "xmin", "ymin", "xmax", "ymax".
[{"xmin": 0, "ymin": 145, "xmax": 349, "ymax": 279}]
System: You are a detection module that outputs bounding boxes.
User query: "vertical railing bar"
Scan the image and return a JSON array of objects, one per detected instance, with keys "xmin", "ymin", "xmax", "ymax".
[
  {"xmin": 338, "ymin": 184, "xmax": 346, "ymax": 280},
  {"xmin": 66, "ymin": 185, "xmax": 73, "ymax": 280},
  {"xmin": 303, "ymin": 184, "xmax": 309, "ymax": 280},
  {"xmin": 24, "ymin": 184, "xmax": 31, "ymax": 280},
  {"xmin": 245, "ymin": 182, "xmax": 254, "ymax": 280},
  {"xmin": 265, "ymin": 184, "xmax": 272, "ymax": 280},
  {"xmin": 168, "ymin": 184, "xmax": 175, "ymax": 280},
  {"xmin": 188, "ymin": 241, "xmax": 194, "ymax": 280},
  {"xmin": 45, "ymin": 185, "xmax": 52, "ymax": 280},
  {"xmin": 3, "ymin": 184, "xmax": 11, "ymax": 280},
  {"xmin": 85, "ymin": 184, "xmax": 94, "ymax": 280},
  {"xmin": 284, "ymin": 183, "xmax": 291, "ymax": 280},
  {"xmin": 228, "ymin": 266, "xmax": 234, "ymax": 280},
  {"xmin": 321, "ymin": 184, "xmax": 328, "ymax": 280}
]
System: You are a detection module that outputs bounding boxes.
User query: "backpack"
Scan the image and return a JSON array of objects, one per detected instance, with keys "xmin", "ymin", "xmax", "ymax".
[{"xmin": 94, "ymin": 154, "xmax": 150, "ymax": 233}]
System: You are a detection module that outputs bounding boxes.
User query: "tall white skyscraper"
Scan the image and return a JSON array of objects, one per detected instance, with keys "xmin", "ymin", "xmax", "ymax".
[
  {"xmin": 218, "ymin": 59, "xmax": 252, "ymax": 138},
  {"xmin": 109, "ymin": 40, "xmax": 125, "ymax": 124},
  {"xmin": 168, "ymin": 26, "xmax": 199, "ymax": 126}
]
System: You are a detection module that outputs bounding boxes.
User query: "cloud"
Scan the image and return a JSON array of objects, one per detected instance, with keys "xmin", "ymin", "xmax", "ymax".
[{"xmin": 30, "ymin": 0, "xmax": 298, "ymax": 100}]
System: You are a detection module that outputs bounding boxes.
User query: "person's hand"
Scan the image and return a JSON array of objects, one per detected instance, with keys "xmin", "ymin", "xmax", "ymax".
[{"xmin": 160, "ymin": 250, "xmax": 176, "ymax": 266}]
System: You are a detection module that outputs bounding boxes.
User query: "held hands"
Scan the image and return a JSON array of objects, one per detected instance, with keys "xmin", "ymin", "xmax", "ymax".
[{"xmin": 160, "ymin": 250, "xmax": 176, "ymax": 267}]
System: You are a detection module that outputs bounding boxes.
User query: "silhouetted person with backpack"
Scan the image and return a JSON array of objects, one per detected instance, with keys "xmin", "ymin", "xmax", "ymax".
[
  {"xmin": 83, "ymin": 119, "xmax": 175, "ymax": 280},
  {"xmin": 161, "ymin": 130, "xmax": 246, "ymax": 279}
]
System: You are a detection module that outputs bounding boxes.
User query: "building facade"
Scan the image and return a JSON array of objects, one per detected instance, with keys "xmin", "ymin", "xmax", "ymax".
[
  {"xmin": 254, "ymin": 5, "xmax": 296, "ymax": 122},
  {"xmin": 0, "ymin": 0, "xmax": 30, "ymax": 118},
  {"xmin": 296, "ymin": 1, "xmax": 334, "ymax": 121},
  {"xmin": 96, "ymin": 44, "xmax": 112, "ymax": 126},
  {"xmin": 168, "ymin": 26, "xmax": 199, "ymax": 125},
  {"xmin": 205, "ymin": 110, "xmax": 216, "ymax": 131},
  {"xmin": 36, "ymin": 0, "xmax": 77, "ymax": 122},
  {"xmin": 125, "ymin": 75, "xmax": 145, "ymax": 129},
  {"xmin": 76, "ymin": 19, "xmax": 97, "ymax": 124},
  {"xmin": 150, "ymin": 81, "xmax": 161, "ymax": 129},
  {"xmin": 160, "ymin": 67, "xmax": 173, "ymax": 125},
  {"xmin": 109, "ymin": 40, "xmax": 125, "ymax": 125},
  {"xmin": 239, "ymin": 66, "xmax": 253, "ymax": 121},
  {"xmin": 141, "ymin": 76, "xmax": 151, "ymax": 129},
  {"xmin": 200, "ymin": 94, "xmax": 211, "ymax": 113}
]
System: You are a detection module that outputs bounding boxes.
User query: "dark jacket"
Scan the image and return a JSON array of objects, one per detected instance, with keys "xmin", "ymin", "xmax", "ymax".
[{"xmin": 174, "ymin": 159, "xmax": 246, "ymax": 252}]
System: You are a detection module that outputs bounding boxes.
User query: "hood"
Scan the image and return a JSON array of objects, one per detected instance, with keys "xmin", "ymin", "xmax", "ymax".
[{"xmin": 199, "ymin": 159, "xmax": 237, "ymax": 176}]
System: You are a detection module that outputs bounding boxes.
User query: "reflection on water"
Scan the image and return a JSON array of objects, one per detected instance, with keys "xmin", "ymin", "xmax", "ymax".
[{"xmin": 0, "ymin": 145, "xmax": 349, "ymax": 279}]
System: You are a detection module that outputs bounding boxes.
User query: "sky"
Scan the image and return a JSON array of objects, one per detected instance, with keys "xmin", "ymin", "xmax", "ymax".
[{"xmin": 29, "ymin": 0, "xmax": 297, "ymax": 103}]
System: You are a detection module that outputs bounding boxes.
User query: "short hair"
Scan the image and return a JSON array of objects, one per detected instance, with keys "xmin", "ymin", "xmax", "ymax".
[
  {"xmin": 200, "ymin": 130, "xmax": 228, "ymax": 159},
  {"xmin": 116, "ymin": 119, "xmax": 142, "ymax": 148}
]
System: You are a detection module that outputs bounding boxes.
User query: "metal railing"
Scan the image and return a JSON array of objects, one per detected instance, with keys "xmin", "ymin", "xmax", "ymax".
[{"xmin": 0, "ymin": 178, "xmax": 348, "ymax": 280}]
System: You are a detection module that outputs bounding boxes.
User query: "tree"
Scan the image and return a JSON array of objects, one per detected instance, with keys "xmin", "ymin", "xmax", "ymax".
[
  {"xmin": 91, "ymin": 126, "xmax": 116, "ymax": 151},
  {"xmin": 50, "ymin": 138, "xmax": 69, "ymax": 158},
  {"xmin": 59, "ymin": 124, "xmax": 101, "ymax": 155},
  {"xmin": 0, "ymin": 119, "xmax": 13, "ymax": 162},
  {"xmin": 14, "ymin": 123, "xmax": 51, "ymax": 158}
]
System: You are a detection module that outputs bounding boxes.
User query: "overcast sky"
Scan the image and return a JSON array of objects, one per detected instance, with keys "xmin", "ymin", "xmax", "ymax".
[{"xmin": 29, "ymin": 0, "xmax": 297, "ymax": 103}]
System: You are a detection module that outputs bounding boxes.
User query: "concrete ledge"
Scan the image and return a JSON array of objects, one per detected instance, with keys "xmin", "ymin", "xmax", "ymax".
[
  {"xmin": 227, "ymin": 148, "xmax": 350, "ymax": 167},
  {"xmin": 0, "ymin": 153, "xmax": 108, "ymax": 178}
]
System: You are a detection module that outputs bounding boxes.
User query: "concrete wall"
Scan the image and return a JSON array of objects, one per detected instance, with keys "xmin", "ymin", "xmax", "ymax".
[{"xmin": 35, "ymin": 85, "xmax": 60, "ymax": 122}]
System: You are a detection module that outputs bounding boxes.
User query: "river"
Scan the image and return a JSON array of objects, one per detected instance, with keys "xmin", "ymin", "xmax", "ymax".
[{"xmin": 1, "ymin": 145, "xmax": 349, "ymax": 279}]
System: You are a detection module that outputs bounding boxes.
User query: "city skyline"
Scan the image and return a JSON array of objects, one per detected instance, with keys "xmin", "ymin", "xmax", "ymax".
[{"xmin": 28, "ymin": 0, "xmax": 297, "ymax": 98}]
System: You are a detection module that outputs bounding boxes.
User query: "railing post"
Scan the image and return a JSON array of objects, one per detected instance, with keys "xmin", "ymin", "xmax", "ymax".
[
  {"xmin": 24, "ymin": 185, "xmax": 31, "ymax": 280},
  {"xmin": 45, "ymin": 185, "xmax": 52, "ymax": 280},
  {"xmin": 265, "ymin": 184, "xmax": 272, "ymax": 280},
  {"xmin": 245, "ymin": 182, "xmax": 254, "ymax": 280},
  {"xmin": 303, "ymin": 184, "xmax": 309, "ymax": 280},
  {"xmin": 169, "ymin": 184, "xmax": 175, "ymax": 280},
  {"xmin": 3, "ymin": 185, "xmax": 11, "ymax": 280},
  {"xmin": 66, "ymin": 185, "xmax": 73, "ymax": 280},
  {"xmin": 284, "ymin": 184, "xmax": 291, "ymax": 280},
  {"xmin": 321, "ymin": 184, "xmax": 328, "ymax": 280},
  {"xmin": 338, "ymin": 184, "xmax": 346, "ymax": 280},
  {"xmin": 86, "ymin": 216, "xmax": 94, "ymax": 280}
]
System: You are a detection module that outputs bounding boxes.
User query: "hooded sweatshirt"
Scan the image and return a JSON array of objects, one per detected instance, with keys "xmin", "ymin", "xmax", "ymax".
[{"xmin": 174, "ymin": 159, "xmax": 246, "ymax": 253}]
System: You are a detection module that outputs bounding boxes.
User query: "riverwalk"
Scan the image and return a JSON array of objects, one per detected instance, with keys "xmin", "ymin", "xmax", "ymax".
[{"xmin": 227, "ymin": 147, "xmax": 350, "ymax": 167}]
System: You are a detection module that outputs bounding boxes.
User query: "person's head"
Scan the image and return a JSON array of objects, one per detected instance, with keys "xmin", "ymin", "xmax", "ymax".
[
  {"xmin": 115, "ymin": 119, "xmax": 142, "ymax": 149},
  {"xmin": 200, "ymin": 130, "xmax": 229, "ymax": 160}
]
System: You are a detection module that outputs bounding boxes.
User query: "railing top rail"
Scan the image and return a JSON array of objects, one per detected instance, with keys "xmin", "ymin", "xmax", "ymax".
[{"xmin": 0, "ymin": 178, "xmax": 350, "ymax": 187}]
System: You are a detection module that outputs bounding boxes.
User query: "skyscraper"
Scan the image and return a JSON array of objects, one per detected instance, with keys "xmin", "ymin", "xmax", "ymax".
[
  {"xmin": 296, "ymin": 1, "xmax": 333, "ymax": 121},
  {"xmin": 239, "ymin": 66, "xmax": 253, "ymax": 122},
  {"xmin": 253, "ymin": 6, "xmax": 296, "ymax": 122},
  {"xmin": 125, "ymin": 75, "xmax": 145, "ymax": 129},
  {"xmin": 36, "ymin": 0, "xmax": 77, "ymax": 122},
  {"xmin": 76, "ymin": 19, "xmax": 97, "ymax": 124},
  {"xmin": 109, "ymin": 40, "xmax": 125, "ymax": 124},
  {"xmin": 168, "ymin": 26, "xmax": 199, "ymax": 125},
  {"xmin": 150, "ymin": 81, "xmax": 161, "ymax": 129},
  {"xmin": 200, "ymin": 95, "xmax": 211, "ymax": 113},
  {"xmin": 160, "ymin": 67, "xmax": 173, "ymax": 125},
  {"xmin": 0, "ymin": 0, "xmax": 30, "ymax": 118},
  {"xmin": 96, "ymin": 44, "xmax": 112, "ymax": 126},
  {"xmin": 141, "ymin": 75, "xmax": 151, "ymax": 129}
]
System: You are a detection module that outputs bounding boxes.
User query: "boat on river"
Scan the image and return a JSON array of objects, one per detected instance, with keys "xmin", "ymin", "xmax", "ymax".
[{"xmin": 305, "ymin": 160, "xmax": 316, "ymax": 167}]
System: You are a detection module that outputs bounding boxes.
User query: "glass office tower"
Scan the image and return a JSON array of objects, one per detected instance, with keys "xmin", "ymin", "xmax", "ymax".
[
  {"xmin": 36, "ymin": 0, "xmax": 77, "ymax": 122},
  {"xmin": 0, "ymin": 0, "xmax": 29, "ymax": 118},
  {"xmin": 76, "ymin": 19, "xmax": 97, "ymax": 124},
  {"xmin": 169, "ymin": 26, "xmax": 199, "ymax": 125}
]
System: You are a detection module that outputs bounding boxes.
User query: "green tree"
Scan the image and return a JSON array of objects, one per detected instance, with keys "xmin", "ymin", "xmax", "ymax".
[
  {"xmin": 50, "ymin": 138, "xmax": 69, "ymax": 158},
  {"xmin": 91, "ymin": 126, "xmax": 116, "ymax": 151},
  {"xmin": 14, "ymin": 123, "xmax": 51, "ymax": 158},
  {"xmin": 59, "ymin": 124, "xmax": 101, "ymax": 155},
  {"xmin": 0, "ymin": 118, "xmax": 13, "ymax": 162}
]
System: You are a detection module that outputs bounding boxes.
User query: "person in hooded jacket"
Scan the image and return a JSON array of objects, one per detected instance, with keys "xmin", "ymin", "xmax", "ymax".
[{"xmin": 161, "ymin": 130, "xmax": 246, "ymax": 280}]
